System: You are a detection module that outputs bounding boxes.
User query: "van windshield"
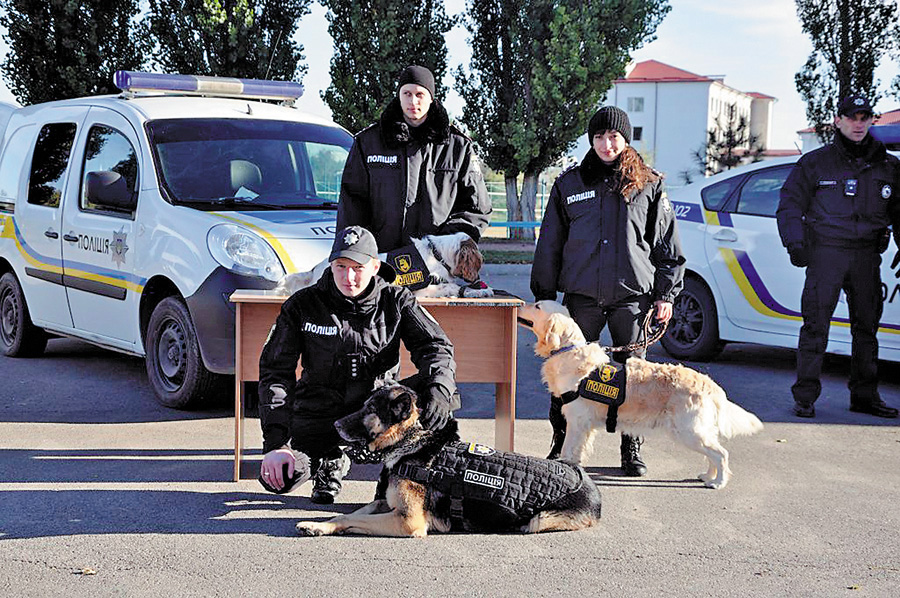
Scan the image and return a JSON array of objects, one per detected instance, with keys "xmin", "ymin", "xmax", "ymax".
[{"xmin": 146, "ymin": 118, "xmax": 352, "ymax": 210}]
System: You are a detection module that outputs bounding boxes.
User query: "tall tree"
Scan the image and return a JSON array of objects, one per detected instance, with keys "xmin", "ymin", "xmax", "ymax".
[
  {"xmin": 455, "ymin": 0, "xmax": 670, "ymax": 241},
  {"xmin": 795, "ymin": 0, "xmax": 900, "ymax": 142},
  {"xmin": 0, "ymin": 0, "xmax": 147, "ymax": 105},
  {"xmin": 146, "ymin": 0, "xmax": 311, "ymax": 82},
  {"xmin": 321, "ymin": 0, "xmax": 454, "ymax": 134},
  {"xmin": 692, "ymin": 104, "xmax": 765, "ymax": 178}
]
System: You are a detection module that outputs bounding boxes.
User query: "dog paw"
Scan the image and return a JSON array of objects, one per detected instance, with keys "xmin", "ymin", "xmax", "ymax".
[
  {"xmin": 462, "ymin": 286, "xmax": 494, "ymax": 298},
  {"xmin": 295, "ymin": 522, "xmax": 327, "ymax": 537}
]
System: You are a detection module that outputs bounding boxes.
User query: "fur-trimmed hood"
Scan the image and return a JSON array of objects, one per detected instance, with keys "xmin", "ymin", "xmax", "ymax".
[{"xmin": 379, "ymin": 97, "xmax": 452, "ymax": 148}]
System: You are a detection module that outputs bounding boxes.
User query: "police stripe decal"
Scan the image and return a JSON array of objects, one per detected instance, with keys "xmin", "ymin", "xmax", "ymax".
[{"xmin": 2, "ymin": 216, "xmax": 146, "ymax": 295}]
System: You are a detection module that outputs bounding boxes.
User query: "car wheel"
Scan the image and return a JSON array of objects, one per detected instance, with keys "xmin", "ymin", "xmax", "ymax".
[
  {"xmin": 145, "ymin": 297, "xmax": 219, "ymax": 409},
  {"xmin": 661, "ymin": 277, "xmax": 724, "ymax": 361},
  {"xmin": 0, "ymin": 272, "xmax": 48, "ymax": 357}
]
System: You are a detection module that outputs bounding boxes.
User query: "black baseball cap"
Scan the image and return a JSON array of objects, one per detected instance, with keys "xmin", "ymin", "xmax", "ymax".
[
  {"xmin": 838, "ymin": 94, "xmax": 874, "ymax": 117},
  {"xmin": 329, "ymin": 226, "xmax": 379, "ymax": 263}
]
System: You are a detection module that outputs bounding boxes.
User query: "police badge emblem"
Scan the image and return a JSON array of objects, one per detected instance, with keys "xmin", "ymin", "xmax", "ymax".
[
  {"xmin": 395, "ymin": 255, "xmax": 412, "ymax": 273},
  {"xmin": 883, "ymin": 185, "xmax": 892, "ymax": 200}
]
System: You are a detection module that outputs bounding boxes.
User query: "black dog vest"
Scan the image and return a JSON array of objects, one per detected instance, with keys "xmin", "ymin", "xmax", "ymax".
[
  {"xmin": 561, "ymin": 362, "xmax": 627, "ymax": 433},
  {"xmin": 386, "ymin": 244, "xmax": 432, "ymax": 291},
  {"xmin": 395, "ymin": 441, "xmax": 588, "ymax": 531}
]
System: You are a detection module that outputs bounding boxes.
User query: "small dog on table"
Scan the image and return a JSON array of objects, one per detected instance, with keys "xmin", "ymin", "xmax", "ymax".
[
  {"xmin": 276, "ymin": 232, "xmax": 494, "ymax": 299},
  {"xmin": 293, "ymin": 385, "xmax": 602, "ymax": 537},
  {"xmin": 517, "ymin": 300, "xmax": 764, "ymax": 489}
]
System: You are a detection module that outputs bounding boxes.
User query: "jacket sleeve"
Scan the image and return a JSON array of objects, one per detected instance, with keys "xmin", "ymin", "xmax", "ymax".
[
  {"xmin": 648, "ymin": 180, "xmax": 686, "ymax": 303},
  {"xmin": 530, "ymin": 181, "xmax": 567, "ymax": 301},
  {"xmin": 435, "ymin": 140, "xmax": 492, "ymax": 241},
  {"xmin": 777, "ymin": 158, "xmax": 814, "ymax": 248},
  {"xmin": 397, "ymin": 290, "xmax": 457, "ymax": 398},
  {"xmin": 336, "ymin": 138, "xmax": 371, "ymax": 231},
  {"xmin": 257, "ymin": 298, "xmax": 305, "ymax": 454},
  {"xmin": 890, "ymin": 158, "xmax": 900, "ymax": 248}
]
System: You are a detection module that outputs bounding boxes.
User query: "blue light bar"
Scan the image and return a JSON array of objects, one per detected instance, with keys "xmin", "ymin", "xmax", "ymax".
[{"xmin": 114, "ymin": 71, "xmax": 304, "ymax": 101}]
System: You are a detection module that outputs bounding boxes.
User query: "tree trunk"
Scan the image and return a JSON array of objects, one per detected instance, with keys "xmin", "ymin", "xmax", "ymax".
[
  {"xmin": 517, "ymin": 172, "xmax": 538, "ymax": 243},
  {"xmin": 504, "ymin": 175, "xmax": 521, "ymax": 241}
]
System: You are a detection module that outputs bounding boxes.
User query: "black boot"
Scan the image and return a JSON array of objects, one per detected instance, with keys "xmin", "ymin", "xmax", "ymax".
[
  {"xmin": 310, "ymin": 448, "xmax": 351, "ymax": 504},
  {"xmin": 546, "ymin": 394, "xmax": 567, "ymax": 460},
  {"xmin": 620, "ymin": 434, "xmax": 647, "ymax": 477}
]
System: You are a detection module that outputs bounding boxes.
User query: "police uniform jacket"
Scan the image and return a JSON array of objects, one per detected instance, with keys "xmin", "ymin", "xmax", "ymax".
[
  {"xmin": 777, "ymin": 133, "xmax": 900, "ymax": 250},
  {"xmin": 257, "ymin": 270, "xmax": 457, "ymax": 454},
  {"xmin": 531, "ymin": 150, "xmax": 685, "ymax": 305},
  {"xmin": 337, "ymin": 97, "xmax": 491, "ymax": 251}
]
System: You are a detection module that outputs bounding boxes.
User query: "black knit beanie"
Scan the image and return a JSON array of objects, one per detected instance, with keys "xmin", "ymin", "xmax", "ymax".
[
  {"xmin": 588, "ymin": 106, "xmax": 632, "ymax": 144},
  {"xmin": 397, "ymin": 65, "xmax": 436, "ymax": 99}
]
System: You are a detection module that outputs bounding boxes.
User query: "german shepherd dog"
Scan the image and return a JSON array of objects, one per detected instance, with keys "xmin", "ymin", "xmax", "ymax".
[{"xmin": 294, "ymin": 385, "xmax": 602, "ymax": 537}]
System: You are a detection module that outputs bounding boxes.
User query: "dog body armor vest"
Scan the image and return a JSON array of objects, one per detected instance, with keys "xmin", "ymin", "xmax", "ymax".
[
  {"xmin": 386, "ymin": 244, "xmax": 433, "ymax": 291},
  {"xmin": 395, "ymin": 441, "xmax": 590, "ymax": 531},
  {"xmin": 561, "ymin": 362, "xmax": 627, "ymax": 433}
]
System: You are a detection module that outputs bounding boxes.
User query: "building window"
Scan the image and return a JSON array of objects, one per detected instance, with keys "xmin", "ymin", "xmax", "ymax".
[
  {"xmin": 633, "ymin": 126, "xmax": 643, "ymax": 141},
  {"xmin": 627, "ymin": 97, "xmax": 644, "ymax": 113}
]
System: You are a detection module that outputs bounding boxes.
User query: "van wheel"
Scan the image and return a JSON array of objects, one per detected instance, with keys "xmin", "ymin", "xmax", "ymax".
[
  {"xmin": 661, "ymin": 277, "xmax": 724, "ymax": 361},
  {"xmin": 146, "ymin": 297, "xmax": 217, "ymax": 409},
  {"xmin": 0, "ymin": 272, "xmax": 48, "ymax": 357}
]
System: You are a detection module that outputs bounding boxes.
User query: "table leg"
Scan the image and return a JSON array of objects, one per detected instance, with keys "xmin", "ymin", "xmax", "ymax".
[{"xmin": 494, "ymin": 382, "xmax": 515, "ymax": 452}]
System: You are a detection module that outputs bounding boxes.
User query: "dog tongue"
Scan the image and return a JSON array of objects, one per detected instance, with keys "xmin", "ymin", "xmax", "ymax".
[{"xmin": 469, "ymin": 281, "xmax": 487, "ymax": 289}]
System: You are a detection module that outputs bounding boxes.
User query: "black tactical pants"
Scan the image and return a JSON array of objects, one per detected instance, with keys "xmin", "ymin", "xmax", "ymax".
[
  {"xmin": 563, "ymin": 293, "xmax": 651, "ymax": 362},
  {"xmin": 793, "ymin": 245, "xmax": 883, "ymax": 406}
]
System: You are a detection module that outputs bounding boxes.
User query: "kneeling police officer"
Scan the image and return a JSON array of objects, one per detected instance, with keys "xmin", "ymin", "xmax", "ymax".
[{"xmin": 257, "ymin": 226, "xmax": 458, "ymax": 503}]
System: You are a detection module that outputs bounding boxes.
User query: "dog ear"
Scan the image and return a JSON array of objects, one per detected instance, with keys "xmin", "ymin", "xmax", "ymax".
[
  {"xmin": 541, "ymin": 313, "xmax": 570, "ymax": 351},
  {"xmin": 389, "ymin": 389, "xmax": 415, "ymax": 423},
  {"xmin": 453, "ymin": 237, "xmax": 483, "ymax": 282}
]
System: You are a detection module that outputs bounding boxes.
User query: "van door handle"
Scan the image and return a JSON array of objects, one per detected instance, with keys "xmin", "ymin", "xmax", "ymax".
[
  {"xmin": 63, "ymin": 233, "xmax": 79, "ymax": 243},
  {"xmin": 712, "ymin": 229, "xmax": 738, "ymax": 243},
  {"xmin": 44, "ymin": 229, "xmax": 59, "ymax": 239}
]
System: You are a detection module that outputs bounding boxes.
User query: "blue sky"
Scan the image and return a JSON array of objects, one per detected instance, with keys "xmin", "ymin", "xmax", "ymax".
[{"xmin": 2, "ymin": 0, "xmax": 898, "ymax": 150}]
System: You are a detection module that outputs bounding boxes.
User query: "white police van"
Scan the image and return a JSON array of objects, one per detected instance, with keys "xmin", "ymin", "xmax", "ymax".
[
  {"xmin": 663, "ymin": 124, "xmax": 900, "ymax": 362},
  {"xmin": 0, "ymin": 71, "xmax": 350, "ymax": 407}
]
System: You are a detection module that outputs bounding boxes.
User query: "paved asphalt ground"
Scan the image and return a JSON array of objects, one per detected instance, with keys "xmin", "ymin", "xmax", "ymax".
[{"xmin": 1, "ymin": 265, "xmax": 899, "ymax": 597}]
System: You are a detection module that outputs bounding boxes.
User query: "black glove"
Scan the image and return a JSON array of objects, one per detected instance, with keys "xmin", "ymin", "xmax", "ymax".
[
  {"xmin": 419, "ymin": 385, "xmax": 452, "ymax": 431},
  {"xmin": 787, "ymin": 243, "xmax": 809, "ymax": 268}
]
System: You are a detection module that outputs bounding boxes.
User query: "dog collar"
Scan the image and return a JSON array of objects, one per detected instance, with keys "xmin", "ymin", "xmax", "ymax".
[
  {"xmin": 426, "ymin": 237, "xmax": 455, "ymax": 276},
  {"xmin": 549, "ymin": 342, "xmax": 585, "ymax": 357}
]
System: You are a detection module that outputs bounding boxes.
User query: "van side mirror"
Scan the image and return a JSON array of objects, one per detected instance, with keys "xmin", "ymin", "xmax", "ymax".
[{"xmin": 86, "ymin": 171, "xmax": 136, "ymax": 211}]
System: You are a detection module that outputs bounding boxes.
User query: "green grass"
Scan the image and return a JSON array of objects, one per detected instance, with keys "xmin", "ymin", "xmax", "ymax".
[{"xmin": 483, "ymin": 249, "xmax": 534, "ymax": 265}]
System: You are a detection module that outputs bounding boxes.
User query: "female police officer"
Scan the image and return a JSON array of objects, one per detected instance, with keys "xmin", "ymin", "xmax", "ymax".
[
  {"xmin": 257, "ymin": 226, "xmax": 458, "ymax": 503},
  {"xmin": 531, "ymin": 106, "xmax": 685, "ymax": 476}
]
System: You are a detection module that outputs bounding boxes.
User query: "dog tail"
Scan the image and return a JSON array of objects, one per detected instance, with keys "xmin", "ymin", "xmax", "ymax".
[
  {"xmin": 274, "ymin": 271, "xmax": 316, "ymax": 295},
  {"xmin": 717, "ymin": 396, "xmax": 764, "ymax": 439}
]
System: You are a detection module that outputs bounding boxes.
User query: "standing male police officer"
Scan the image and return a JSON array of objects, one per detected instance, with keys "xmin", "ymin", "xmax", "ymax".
[
  {"xmin": 257, "ymin": 226, "xmax": 458, "ymax": 503},
  {"xmin": 337, "ymin": 65, "xmax": 491, "ymax": 253},
  {"xmin": 777, "ymin": 94, "xmax": 900, "ymax": 419}
]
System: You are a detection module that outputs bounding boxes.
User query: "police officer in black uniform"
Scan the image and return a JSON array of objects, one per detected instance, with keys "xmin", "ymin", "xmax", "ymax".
[
  {"xmin": 257, "ymin": 226, "xmax": 458, "ymax": 503},
  {"xmin": 337, "ymin": 65, "xmax": 491, "ymax": 252},
  {"xmin": 531, "ymin": 106, "xmax": 685, "ymax": 475},
  {"xmin": 777, "ymin": 94, "xmax": 900, "ymax": 419}
]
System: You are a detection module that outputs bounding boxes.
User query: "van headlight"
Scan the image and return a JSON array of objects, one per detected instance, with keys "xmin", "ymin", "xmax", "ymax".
[{"xmin": 207, "ymin": 224, "xmax": 285, "ymax": 282}]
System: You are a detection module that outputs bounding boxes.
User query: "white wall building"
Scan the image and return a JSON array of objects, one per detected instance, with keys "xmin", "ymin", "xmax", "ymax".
[{"xmin": 571, "ymin": 60, "xmax": 783, "ymax": 185}]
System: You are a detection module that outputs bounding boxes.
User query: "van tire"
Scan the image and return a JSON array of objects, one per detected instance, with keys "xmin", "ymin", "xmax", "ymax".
[
  {"xmin": 146, "ymin": 297, "xmax": 218, "ymax": 409},
  {"xmin": 661, "ymin": 277, "xmax": 724, "ymax": 361},
  {"xmin": 0, "ymin": 272, "xmax": 48, "ymax": 357}
]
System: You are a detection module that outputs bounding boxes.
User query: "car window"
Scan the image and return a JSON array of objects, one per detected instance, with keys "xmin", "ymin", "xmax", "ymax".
[
  {"xmin": 700, "ymin": 176, "xmax": 742, "ymax": 212},
  {"xmin": 735, "ymin": 166, "xmax": 793, "ymax": 218},
  {"xmin": 81, "ymin": 124, "xmax": 139, "ymax": 215},
  {"xmin": 146, "ymin": 119, "xmax": 352, "ymax": 210},
  {"xmin": 28, "ymin": 123, "xmax": 78, "ymax": 208}
]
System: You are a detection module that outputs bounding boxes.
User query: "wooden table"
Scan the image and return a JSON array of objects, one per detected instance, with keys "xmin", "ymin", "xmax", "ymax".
[{"xmin": 229, "ymin": 290, "xmax": 523, "ymax": 481}]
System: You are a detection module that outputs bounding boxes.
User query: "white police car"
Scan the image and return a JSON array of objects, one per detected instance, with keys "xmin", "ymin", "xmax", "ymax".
[
  {"xmin": 663, "ymin": 124, "xmax": 900, "ymax": 362},
  {"xmin": 0, "ymin": 72, "xmax": 349, "ymax": 407}
]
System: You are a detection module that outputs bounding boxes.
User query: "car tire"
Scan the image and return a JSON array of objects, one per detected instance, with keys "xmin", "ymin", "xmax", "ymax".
[
  {"xmin": 0, "ymin": 272, "xmax": 48, "ymax": 357},
  {"xmin": 661, "ymin": 277, "xmax": 724, "ymax": 361},
  {"xmin": 145, "ymin": 297, "xmax": 220, "ymax": 409}
]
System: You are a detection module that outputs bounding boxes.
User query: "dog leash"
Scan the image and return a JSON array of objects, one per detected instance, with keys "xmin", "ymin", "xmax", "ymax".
[{"xmin": 601, "ymin": 307, "xmax": 669, "ymax": 355}]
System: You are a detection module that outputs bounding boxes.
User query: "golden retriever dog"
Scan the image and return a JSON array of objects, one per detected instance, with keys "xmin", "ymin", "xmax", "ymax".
[
  {"xmin": 275, "ymin": 232, "xmax": 493, "ymax": 298},
  {"xmin": 518, "ymin": 301, "xmax": 763, "ymax": 489},
  {"xmin": 294, "ymin": 385, "xmax": 603, "ymax": 537}
]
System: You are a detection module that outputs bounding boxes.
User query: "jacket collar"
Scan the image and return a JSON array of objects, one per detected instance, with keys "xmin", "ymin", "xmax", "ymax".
[
  {"xmin": 318, "ymin": 268, "xmax": 391, "ymax": 314},
  {"xmin": 579, "ymin": 149, "xmax": 618, "ymax": 187},
  {"xmin": 379, "ymin": 97, "xmax": 451, "ymax": 149},
  {"xmin": 834, "ymin": 131, "xmax": 886, "ymax": 164}
]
